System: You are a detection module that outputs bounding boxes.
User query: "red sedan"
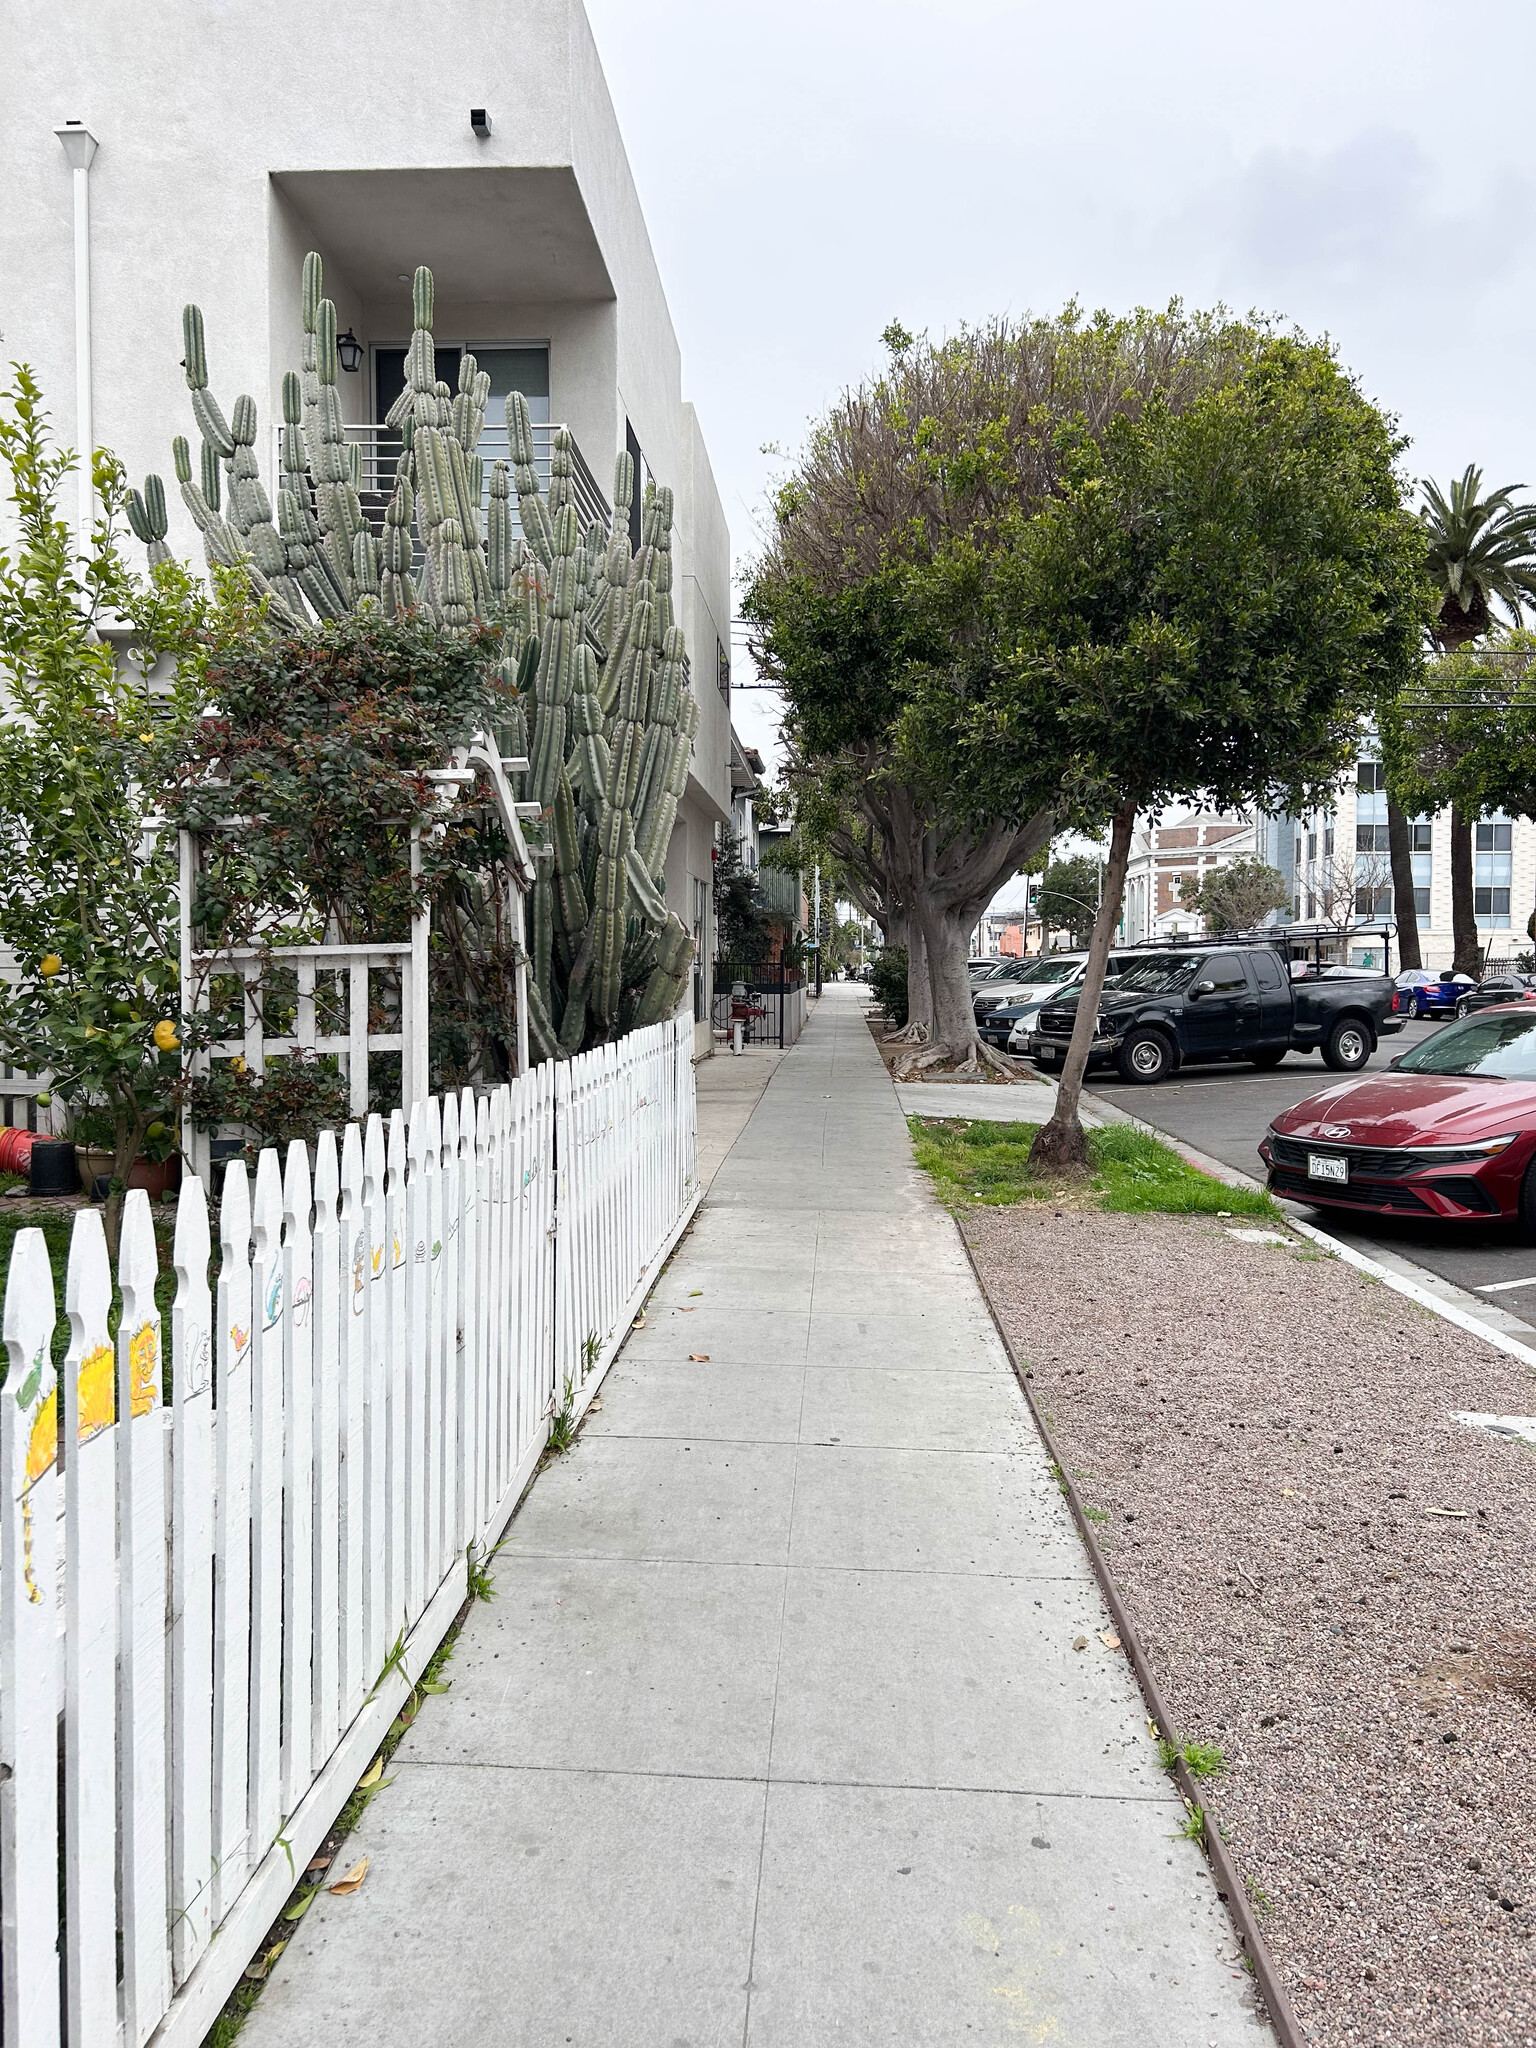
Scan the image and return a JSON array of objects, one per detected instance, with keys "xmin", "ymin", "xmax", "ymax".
[{"xmin": 1259, "ymin": 1006, "xmax": 1536, "ymax": 1232}]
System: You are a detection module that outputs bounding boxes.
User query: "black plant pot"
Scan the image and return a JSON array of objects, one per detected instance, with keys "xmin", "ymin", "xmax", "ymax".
[{"xmin": 29, "ymin": 1138, "xmax": 80, "ymax": 1197}]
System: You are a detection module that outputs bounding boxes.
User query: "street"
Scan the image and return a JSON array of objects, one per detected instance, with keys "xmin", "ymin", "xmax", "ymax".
[{"xmin": 1086, "ymin": 1016, "xmax": 1536, "ymax": 1338}]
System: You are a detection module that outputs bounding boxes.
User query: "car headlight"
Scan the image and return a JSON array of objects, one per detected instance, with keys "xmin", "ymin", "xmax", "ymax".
[{"xmin": 1413, "ymin": 1133, "xmax": 1517, "ymax": 1156}]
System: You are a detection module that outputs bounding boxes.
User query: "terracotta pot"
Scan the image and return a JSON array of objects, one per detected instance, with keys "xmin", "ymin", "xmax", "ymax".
[{"xmin": 75, "ymin": 1148, "xmax": 183, "ymax": 1199}]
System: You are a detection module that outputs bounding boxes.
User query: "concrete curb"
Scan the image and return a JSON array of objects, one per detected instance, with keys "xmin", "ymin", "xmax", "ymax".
[{"xmin": 950, "ymin": 1221, "xmax": 1300, "ymax": 2048}]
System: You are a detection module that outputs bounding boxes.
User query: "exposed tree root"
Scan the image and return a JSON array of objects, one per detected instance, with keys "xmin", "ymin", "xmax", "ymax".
[
  {"xmin": 884, "ymin": 1020, "xmax": 931, "ymax": 1045},
  {"xmin": 891, "ymin": 1037, "xmax": 1038, "ymax": 1082}
]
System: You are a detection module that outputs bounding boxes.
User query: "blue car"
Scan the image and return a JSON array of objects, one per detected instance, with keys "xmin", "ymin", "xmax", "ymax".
[{"xmin": 1393, "ymin": 970, "xmax": 1475, "ymax": 1019}]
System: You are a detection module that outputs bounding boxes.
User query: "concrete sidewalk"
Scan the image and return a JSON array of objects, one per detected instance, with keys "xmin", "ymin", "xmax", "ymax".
[{"xmin": 248, "ymin": 985, "xmax": 1267, "ymax": 2047}]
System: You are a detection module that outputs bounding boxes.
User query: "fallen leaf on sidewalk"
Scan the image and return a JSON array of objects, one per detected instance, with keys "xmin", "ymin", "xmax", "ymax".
[
  {"xmin": 245, "ymin": 1942, "xmax": 287, "ymax": 1980},
  {"xmin": 589, "ymin": 1398, "xmax": 603, "ymax": 1411},
  {"xmin": 688, "ymin": 1289, "xmax": 703, "ymax": 1297},
  {"xmin": 1073, "ymin": 1636, "xmax": 1089, "ymax": 1651},
  {"xmin": 358, "ymin": 1758, "xmax": 385, "ymax": 1790},
  {"xmin": 283, "ymin": 1889, "xmax": 318, "ymax": 1922},
  {"xmin": 679, "ymin": 1305, "xmax": 696, "ymax": 1312},
  {"xmin": 632, "ymin": 1313, "xmax": 647, "ymax": 1329},
  {"xmin": 305, "ymin": 1855, "xmax": 331, "ymax": 1874},
  {"xmin": 328, "ymin": 1858, "xmax": 370, "ymax": 1896},
  {"xmin": 689, "ymin": 1353, "xmax": 710, "ymax": 1362},
  {"xmin": 1099, "ymin": 1630, "xmax": 1122, "ymax": 1650},
  {"xmin": 419, "ymin": 1678, "xmax": 451, "ymax": 1694}
]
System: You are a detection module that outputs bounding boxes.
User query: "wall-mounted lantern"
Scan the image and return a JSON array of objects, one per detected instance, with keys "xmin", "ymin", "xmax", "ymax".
[{"xmin": 336, "ymin": 328, "xmax": 363, "ymax": 374}]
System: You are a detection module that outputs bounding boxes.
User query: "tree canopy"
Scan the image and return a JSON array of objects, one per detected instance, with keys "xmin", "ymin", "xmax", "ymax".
[{"xmin": 747, "ymin": 305, "xmax": 1426, "ymax": 1108}]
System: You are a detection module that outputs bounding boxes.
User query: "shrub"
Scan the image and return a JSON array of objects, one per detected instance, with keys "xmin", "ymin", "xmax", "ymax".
[{"xmin": 870, "ymin": 946, "xmax": 909, "ymax": 1027}]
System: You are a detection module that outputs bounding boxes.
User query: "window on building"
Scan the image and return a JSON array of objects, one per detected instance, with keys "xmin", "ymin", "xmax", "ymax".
[
  {"xmin": 1475, "ymin": 814, "xmax": 1513, "ymax": 926},
  {"xmin": 1324, "ymin": 827, "xmax": 1335, "ymax": 856},
  {"xmin": 1355, "ymin": 881, "xmax": 1393, "ymax": 917},
  {"xmin": 625, "ymin": 419, "xmax": 645, "ymax": 553},
  {"xmin": 1356, "ymin": 823, "xmax": 1390, "ymax": 852},
  {"xmin": 1294, "ymin": 837, "xmax": 1303, "ymax": 869},
  {"xmin": 1411, "ymin": 821, "xmax": 1432, "ymax": 851},
  {"xmin": 1306, "ymin": 831, "xmax": 1317, "ymax": 862},
  {"xmin": 1357, "ymin": 760, "xmax": 1386, "ymax": 794}
]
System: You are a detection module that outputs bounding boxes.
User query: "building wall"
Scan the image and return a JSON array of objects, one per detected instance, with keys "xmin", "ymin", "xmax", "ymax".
[{"xmin": 3, "ymin": 0, "xmax": 731, "ymax": 1040}]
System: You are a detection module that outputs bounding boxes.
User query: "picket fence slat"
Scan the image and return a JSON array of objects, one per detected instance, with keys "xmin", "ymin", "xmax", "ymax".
[
  {"xmin": 64, "ymin": 1210, "xmax": 117, "ymax": 2048},
  {"xmin": 212, "ymin": 1165, "xmax": 253, "ymax": 1921},
  {"xmin": 169, "ymin": 1177, "xmax": 214, "ymax": 1987},
  {"xmin": 1, "ymin": 1230, "xmax": 60, "ymax": 2048},
  {"xmin": 0, "ymin": 1015, "xmax": 698, "ymax": 2048},
  {"xmin": 248, "ymin": 1150, "xmax": 285, "ymax": 1863},
  {"xmin": 312, "ymin": 1133, "xmax": 343, "ymax": 1769},
  {"xmin": 338, "ymin": 1123, "xmax": 367, "ymax": 1727}
]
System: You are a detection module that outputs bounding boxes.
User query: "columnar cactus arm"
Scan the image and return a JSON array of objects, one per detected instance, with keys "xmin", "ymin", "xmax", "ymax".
[
  {"xmin": 632, "ymin": 914, "xmax": 694, "ymax": 1028},
  {"xmin": 509, "ymin": 392, "xmax": 554, "ymax": 569},
  {"xmin": 126, "ymin": 474, "xmax": 171, "ymax": 566},
  {"xmin": 528, "ymin": 504, "xmax": 581, "ymax": 805}
]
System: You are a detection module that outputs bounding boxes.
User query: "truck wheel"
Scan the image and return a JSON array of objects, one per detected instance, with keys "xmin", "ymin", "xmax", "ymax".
[
  {"xmin": 1116, "ymin": 1027, "xmax": 1173, "ymax": 1084},
  {"xmin": 1249, "ymin": 1047, "xmax": 1286, "ymax": 1069},
  {"xmin": 1322, "ymin": 1017, "xmax": 1371, "ymax": 1071}
]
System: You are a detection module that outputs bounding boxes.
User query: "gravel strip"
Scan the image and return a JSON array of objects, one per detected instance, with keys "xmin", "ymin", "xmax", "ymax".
[{"xmin": 964, "ymin": 1205, "xmax": 1536, "ymax": 2048}]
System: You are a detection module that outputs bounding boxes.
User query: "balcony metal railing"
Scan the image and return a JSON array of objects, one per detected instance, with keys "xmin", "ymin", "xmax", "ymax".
[{"xmin": 271, "ymin": 422, "xmax": 611, "ymax": 544}]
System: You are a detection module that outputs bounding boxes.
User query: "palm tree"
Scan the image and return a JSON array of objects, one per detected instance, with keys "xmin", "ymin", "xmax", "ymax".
[
  {"xmin": 1418, "ymin": 467, "xmax": 1536, "ymax": 970},
  {"xmin": 1420, "ymin": 466, "xmax": 1536, "ymax": 649}
]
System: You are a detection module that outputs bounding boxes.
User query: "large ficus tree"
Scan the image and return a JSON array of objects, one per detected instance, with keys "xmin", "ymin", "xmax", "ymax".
[
  {"xmin": 744, "ymin": 307, "xmax": 1337, "ymax": 1072},
  {"xmin": 937, "ymin": 329, "xmax": 1428, "ymax": 1165}
]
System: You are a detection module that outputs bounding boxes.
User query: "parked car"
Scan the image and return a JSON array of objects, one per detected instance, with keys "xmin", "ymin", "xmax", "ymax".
[
  {"xmin": 978, "ymin": 950, "xmax": 1157, "ymax": 1051},
  {"xmin": 968, "ymin": 957, "xmax": 1010, "ymax": 986},
  {"xmin": 973, "ymin": 951, "xmax": 1102, "ymax": 1042},
  {"xmin": 1259, "ymin": 1004, "xmax": 1536, "ymax": 1230},
  {"xmin": 1027, "ymin": 940, "xmax": 1402, "ymax": 1084},
  {"xmin": 1392, "ymin": 969, "xmax": 1475, "ymax": 1019},
  {"xmin": 1457, "ymin": 972, "xmax": 1536, "ymax": 1016}
]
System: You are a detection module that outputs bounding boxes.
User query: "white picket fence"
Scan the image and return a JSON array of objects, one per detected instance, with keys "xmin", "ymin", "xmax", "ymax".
[{"xmin": 0, "ymin": 1015, "xmax": 697, "ymax": 2048}]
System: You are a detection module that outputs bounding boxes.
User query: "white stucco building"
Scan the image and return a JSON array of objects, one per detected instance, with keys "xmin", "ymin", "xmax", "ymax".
[{"xmin": 2, "ymin": 0, "xmax": 733, "ymax": 1052}]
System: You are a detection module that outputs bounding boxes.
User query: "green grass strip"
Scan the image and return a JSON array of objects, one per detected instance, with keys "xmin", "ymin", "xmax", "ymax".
[{"xmin": 908, "ymin": 1115, "xmax": 1282, "ymax": 1220}]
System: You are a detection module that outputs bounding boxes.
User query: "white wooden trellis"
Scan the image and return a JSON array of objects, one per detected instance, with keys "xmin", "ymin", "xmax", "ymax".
[
  {"xmin": 0, "ymin": 1014, "xmax": 697, "ymax": 2048},
  {"xmin": 178, "ymin": 735, "xmax": 539, "ymax": 1178}
]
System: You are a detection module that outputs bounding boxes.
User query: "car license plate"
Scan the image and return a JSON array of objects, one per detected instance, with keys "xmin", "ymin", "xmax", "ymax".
[{"xmin": 1307, "ymin": 1153, "xmax": 1348, "ymax": 1184}]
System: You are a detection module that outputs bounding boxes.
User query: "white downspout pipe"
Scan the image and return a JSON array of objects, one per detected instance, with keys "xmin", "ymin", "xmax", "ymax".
[{"xmin": 55, "ymin": 122, "xmax": 99, "ymax": 554}]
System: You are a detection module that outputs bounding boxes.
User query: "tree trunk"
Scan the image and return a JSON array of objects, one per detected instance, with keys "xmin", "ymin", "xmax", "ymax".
[
  {"xmin": 901, "ymin": 918, "xmax": 934, "ymax": 1039},
  {"xmin": 1450, "ymin": 805, "xmax": 1480, "ymax": 976},
  {"xmin": 915, "ymin": 897, "xmax": 982, "ymax": 1065},
  {"xmin": 1029, "ymin": 798, "xmax": 1137, "ymax": 1171},
  {"xmin": 1385, "ymin": 793, "xmax": 1421, "ymax": 972}
]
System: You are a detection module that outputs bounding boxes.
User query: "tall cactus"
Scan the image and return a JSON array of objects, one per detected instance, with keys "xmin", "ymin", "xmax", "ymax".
[{"xmin": 150, "ymin": 252, "xmax": 703, "ymax": 1064}]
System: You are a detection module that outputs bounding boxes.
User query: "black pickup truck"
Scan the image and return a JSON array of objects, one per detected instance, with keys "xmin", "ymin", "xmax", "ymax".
[{"xmin": 1027, "ymin": 942, "xmax": 1402, "ymax": 1085}]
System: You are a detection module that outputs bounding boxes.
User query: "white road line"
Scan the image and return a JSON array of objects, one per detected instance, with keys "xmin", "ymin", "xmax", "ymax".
[{"xmin": 1474, "ymin": 1274, "xmax": 1536, "ymax": 1294}]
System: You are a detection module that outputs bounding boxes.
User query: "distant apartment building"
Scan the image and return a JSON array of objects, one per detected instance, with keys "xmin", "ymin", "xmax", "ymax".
[
  {"xmin": 1117, "ymin": 745, "xmax": 1534, "ymax": 973},
  {"xmin": 3, "ymin": 0, "xmax": 734, "ymax": 1051}
]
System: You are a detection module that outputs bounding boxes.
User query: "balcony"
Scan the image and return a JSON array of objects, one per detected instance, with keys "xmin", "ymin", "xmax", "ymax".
[{"xmin": 274, "ymin": 421, "xmax": 610, "ymax": 543}]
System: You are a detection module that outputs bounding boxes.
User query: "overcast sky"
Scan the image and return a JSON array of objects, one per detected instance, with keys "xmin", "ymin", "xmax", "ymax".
[{"xmin": 586, "ymin": 0, "xmax": 1536, "ymax": 790}]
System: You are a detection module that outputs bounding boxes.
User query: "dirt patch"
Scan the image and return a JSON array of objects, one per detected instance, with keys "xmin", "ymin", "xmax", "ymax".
[{"xmin": 964, "ymin": 1204, "xmax": 1536, "ymax": 2048}]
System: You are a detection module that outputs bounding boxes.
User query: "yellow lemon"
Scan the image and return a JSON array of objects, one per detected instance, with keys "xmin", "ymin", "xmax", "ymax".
[
  {"xmin": 231, "ymin": 1054, "xmax": 247, "ymax": 1074},
  {"xmin": 153, "ymin": 1019, "xmax": 180, "ymax": 1052},
  {"xmin": 39, "ymin": 954, "xmax": 62, "ymax": 977}
]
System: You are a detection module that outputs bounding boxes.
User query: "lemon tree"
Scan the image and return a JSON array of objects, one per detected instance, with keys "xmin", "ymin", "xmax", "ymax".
[{"xmin": 0, "ymin": 368, "xmax": 225, "ymax": 1247}]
